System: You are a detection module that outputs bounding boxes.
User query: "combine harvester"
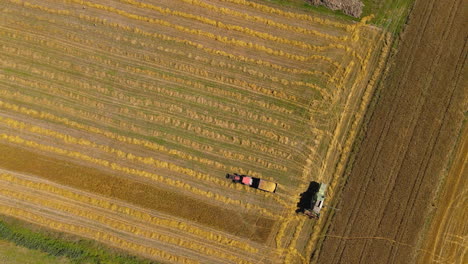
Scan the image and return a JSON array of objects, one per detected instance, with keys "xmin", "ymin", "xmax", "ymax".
[
  {"xmin": 303, "ymin": 182, "xmax": 327, "ymax": 219},
  {"xmin": 226, "ymin": 173, "xmax": 278, "ymax": 193},
  {"xmin": 296, "ymin": 182, "xmax": 328, "ymax": 219}
]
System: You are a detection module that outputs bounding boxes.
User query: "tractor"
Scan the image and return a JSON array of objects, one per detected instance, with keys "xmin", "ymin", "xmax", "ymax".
[{"xmin": 226, "ymin": 173, "xmax": 277, "ymax": 193}]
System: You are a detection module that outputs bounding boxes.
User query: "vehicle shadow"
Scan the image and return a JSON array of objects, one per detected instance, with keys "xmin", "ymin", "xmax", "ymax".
[{"xmin": 296, "ymin": 181, "xmax": 320, "ymax": 213}]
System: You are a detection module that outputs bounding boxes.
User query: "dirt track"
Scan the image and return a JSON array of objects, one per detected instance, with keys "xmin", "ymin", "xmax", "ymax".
[{"xmin": 315, "ymin": 0, "xmax": 467, "ymax": 263}]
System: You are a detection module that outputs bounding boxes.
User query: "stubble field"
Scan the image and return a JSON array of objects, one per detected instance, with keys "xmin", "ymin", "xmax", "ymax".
[{"xmin": 0, "ymin": 0, "xmax": 390, "ymax": 263}]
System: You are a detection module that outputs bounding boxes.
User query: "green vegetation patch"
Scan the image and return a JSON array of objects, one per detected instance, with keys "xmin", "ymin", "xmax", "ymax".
[
  {"xmin": 258, "ymin": 0, "xmax": 415, "ymax": 34},
  {"xmin": 0, "ymin": 240, "xmax": 70, "ymax": 264},
  {"xmin": 361, "ymin": 0, "xmax": 416, "ymax": 34},
  {"xmin": 0, "ymin": 216, "xmax": 156, "ymax": 264}
]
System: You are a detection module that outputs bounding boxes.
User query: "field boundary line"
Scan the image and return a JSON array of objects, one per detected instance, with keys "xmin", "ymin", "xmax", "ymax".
[{"xmin": 306, "ymin": 31, "xmax": 392, "ymax": 260}]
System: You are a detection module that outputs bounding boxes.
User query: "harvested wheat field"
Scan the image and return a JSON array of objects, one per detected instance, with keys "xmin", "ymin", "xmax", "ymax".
[
  {"xmin": 314, "ymin": 0, "xmax": 467, "ymax": 263},
  {"xmin": 0, "ymin": 0, "xmax": 393, "ymax": 263}
]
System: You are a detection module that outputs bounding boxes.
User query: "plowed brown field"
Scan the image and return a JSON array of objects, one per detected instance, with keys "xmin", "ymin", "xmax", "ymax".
[{"xmin": 314, "ymin": 0, "xmax": 467, "ymax": 263}]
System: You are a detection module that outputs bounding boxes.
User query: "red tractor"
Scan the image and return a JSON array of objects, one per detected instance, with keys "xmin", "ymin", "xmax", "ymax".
[{"xmin": 226, "ymin": 173, "xmax": 277, "ymax": 193}]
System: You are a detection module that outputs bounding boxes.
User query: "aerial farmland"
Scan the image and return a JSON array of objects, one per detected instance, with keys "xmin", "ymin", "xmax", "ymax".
[{"xmin": 0, "ymin": 0, "xmax": 465, "ymax": 264}]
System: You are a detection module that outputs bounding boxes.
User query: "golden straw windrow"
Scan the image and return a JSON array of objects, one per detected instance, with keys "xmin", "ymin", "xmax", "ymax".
[{"xmin": 0, "ymin": 0, "xmax": 389, "ymax": 262}]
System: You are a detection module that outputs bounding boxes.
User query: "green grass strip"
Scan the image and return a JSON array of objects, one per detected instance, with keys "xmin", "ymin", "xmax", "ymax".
[{"xmin": 0, "ymin": 216, "xmax": 157, "ymax": 264}]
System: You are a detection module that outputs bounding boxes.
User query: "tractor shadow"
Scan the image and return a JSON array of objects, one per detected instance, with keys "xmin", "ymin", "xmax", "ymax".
[{"xmin": 295, "ymin": 181, "xmax": 320, "ymax": 214}]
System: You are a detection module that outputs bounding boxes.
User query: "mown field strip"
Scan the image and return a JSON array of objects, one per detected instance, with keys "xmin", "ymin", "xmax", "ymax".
[
  {"xmin": 0, "ymin": 26, "xmax": 320, "ymax": 159},
  {"xmin": 0, "ymin": 170, "xmax": 260, "ymax": 253},
  {"xmin": 0, "ymin": 7, "xmax": 332, "ymax": 102},
  {"xmin": 0, "ymin": 185, "xmax": 258, "ymax": 264},
  {"xmin": 0, "ymin": 30, "xmax": 310, "ymax": 175},
  {"xmin": 0, "ymin": 132, "xmax": 280, "ymax": 218},
  {"xmin": 0, "ymin": 85, "xmax": 298, "ymax": 183},
  {"xmin": 172, "ymin": 0, "xmax": 351, "ymax": 41},
  {"xmin": 0, "ymin": 21, "xmax": 316, "ymax": 108},
  {"xmin": 113, "ymin": 0, "xmax": 351, "ymax": 51},
  {"xmin": 60, "ymin": 0, "xmax": 352, "ymax": 62},
  {"xmin": 0, "ymin": 63, "xmax": 301, "ymax": 169},
  {"xmin": 0, "ymin": 115, "xmax": 290, "ymax": 207},
  {"xmin": 0, "ymin": 171, "xmax": 265, "ymax": 254},
  {"xmin": 0, "ymin": 12, "xmax": 326, "ymax": 114},
  {"xmin": 0, "ymin": 44, "xmax": 304, "ymax": 158},
  {"xmin": 6, "ymin": 0, "xmax": 344, "ymax": 79},
  {"xmin": 0, "ymin": 99, "xmax": 285, "ymax": 185},
  {"xmin": 0, "ymin": 53, "xmax": 304, "ymax": 155},
  {"xmin": 0, "ymin": 37, "xmax": 305, "ymax": 130},
  {"xmin": 0, "ymin": 202, "xmax": 199, "ymax": 264},
  {"xmin": 213, "ymin": 0, "xmax": 351, "ymax": 29}
]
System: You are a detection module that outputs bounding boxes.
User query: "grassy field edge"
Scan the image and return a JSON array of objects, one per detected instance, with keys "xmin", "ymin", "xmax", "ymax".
[{"xmin": 0, "ymin": 214, "xmax": 157, "ymax": 264}]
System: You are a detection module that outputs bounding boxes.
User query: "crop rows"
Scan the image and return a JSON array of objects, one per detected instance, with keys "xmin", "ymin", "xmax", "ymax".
[
  {"xmin": 1, "ymin": 12, "xmax": 328, "ymax": 115},
  {"xmin": 0, "ymin": 203, "xmax": 198, "ymax": 264},
  {"xmin": 0, "ymin": 35, "xmax": 305, "ymax": 144},
  {"xmin": 7, "ymin": 0, "xmax": 344, "ymax": 74},
  {"xmin": 173, "ymin": 0, "xmax": 350, "ymax": 41},
  {"xmin": 0, "ymin": 186, "xmax": 254, "ymax": 264},
  {"xmin": 0, "ymin": 132, "xmax": 280, "ymax": 218},
  {"xmin": 0, "ymin": 66, "xmax": 298, "ymax": 159},
  {"xmin": 0, "ymin": 84, "xmax": 295, "ymax": 178},
  {"xmin": 0, "ymin": 115, "xmax": 290, "ymax": 207},
  {"xmin": 0, "ymin": 99, "xmax": 275, "ymax": 182},
  {"xmin": 0, "ymin": 22, "xmax": 322, "ymax": 107},
  {"xmin": 0, "ymin": 172, "xmax": 259, "ymax": 254},
  {"xmin": 63, "ymin": 0, "xmax": 351, "ymax": 63},
  {"xmin": 216, "ymin": 0, "xmax": 351, "ymax": 30},
  {"xmin": 0, "ymin": 29, "xmax": 309, "ymax": 169},
  {"xmin": 0, "ymin": 39, "xmax": 298, "ymax": 125},
  {"xmin": 0, "ymin": 22, "xmax": 312, "ymax": 106},
  {"xmin": 116, "ymin": 0, "xmax": 349, "ymax": 49}
]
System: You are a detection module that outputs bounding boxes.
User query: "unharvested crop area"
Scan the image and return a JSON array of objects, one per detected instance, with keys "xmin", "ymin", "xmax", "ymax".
[
  {"xmin": 0, "ymin": 0, "xmax": 389, "ymax": 263},
  {"xmin": 315, "ymin": 0, "xmax": 467, "ymax": 263}
]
